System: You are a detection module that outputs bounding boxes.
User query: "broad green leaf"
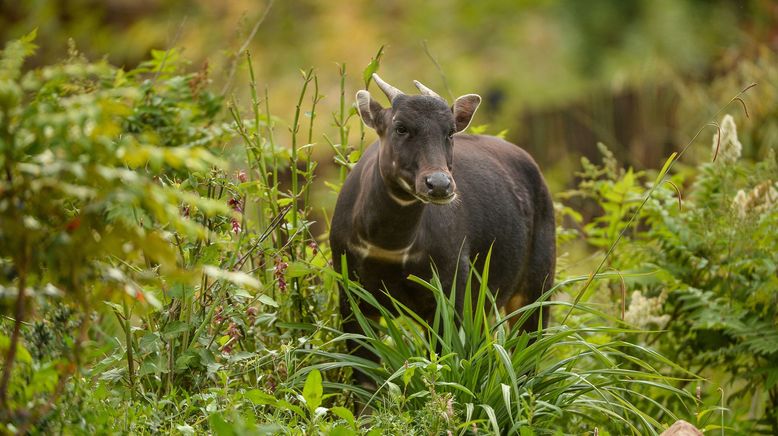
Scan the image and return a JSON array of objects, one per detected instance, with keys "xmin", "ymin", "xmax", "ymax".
[
  {"xmin": 227, "ymin": 351, "xmax": 254, "ymax": 363},
  {"xmin": 139, "ymin": 361, "xmax": 160, "ymax": 377},
  {"xmin": 161, "ymin": 320, "xmax": 190, "ymax": 339},
  {"xmin": 245, "ymin": 389, "xmax": 277, "ymax": 406},
  {"xmin": 276, "ymin": 400, "xmax": 306, "ymax": 418},
  {"xmin": 402, "ymin": 365, "xmax": 415, "ymax": 386},
  {"xmin": 174, "ymin": 351, "xmax": 198, "ymax": 371},
  {"xmin": 99, "ymin": 368, "xmax": 126, "ymax": 383},
  {"xmin": 208, "ymin": 413, "xmax": 235, "ymax": 436},
  {"xmin": 362, "ymin": 45, "xmax": 385, "ymax": 87},
  {"xmin": 302, "ymin": 368, "xmax": 323, "ymax": 412},
  {"xmin": 203, "ymin": 265, "xmax": 261, "ymax": 290},
  {"xmin": 329, "ymin": 426, "xmax": 356, "ymax": 436},
  {"xmin": 286, "ymin": 261, "xmax": 312, "ymax": 278},
  {"xmin": 176, "ymin": 424, "xmax": 195, "ymax": 436},
  {"xmin": 169, "ymin": 284, "xmax": 195, "ymax": 299},
  {"xmin": 103, "ymin": 301, "xmax": 123, "ymax": 313},
  {"xmin": 258, "ymin": 294, "xmax": 279, "ymax": 307},
  {"xmin": 330, "ymin": 406, "xmax": 356, "ymax": 427},
  {"xmin": 29, "ymin": 364, "xmax": 58, "ymax": 395}
]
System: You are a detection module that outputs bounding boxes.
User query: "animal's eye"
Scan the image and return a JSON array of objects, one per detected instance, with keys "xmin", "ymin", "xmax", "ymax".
[{"xmin": 395, "ymin": 125, "xmax": 408, "ymax": 136}]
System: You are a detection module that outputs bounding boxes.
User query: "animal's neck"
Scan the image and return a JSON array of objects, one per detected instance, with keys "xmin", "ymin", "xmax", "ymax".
[{"xmin": 353, "ymin": 158, "xmax": 425, "ymax": 251}]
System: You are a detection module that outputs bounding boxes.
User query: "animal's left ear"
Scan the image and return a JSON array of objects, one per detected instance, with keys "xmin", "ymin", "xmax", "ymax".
[
  {"xmin": 452, "ymin": 94, "xmax": 481, "ymax": 132},
  {"xmin": 356, "ymin": 90, "xmax": 385, "ymax": 130}
]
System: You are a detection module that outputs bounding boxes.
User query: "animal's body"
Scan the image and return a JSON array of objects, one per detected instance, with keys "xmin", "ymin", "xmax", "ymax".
[{"xmin": 329, "ymin": 74, "xmax": 555, "ymax": 368}]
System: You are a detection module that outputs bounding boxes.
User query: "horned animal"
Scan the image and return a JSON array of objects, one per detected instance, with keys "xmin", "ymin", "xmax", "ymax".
[{"xmin": 330, "ymin": 74, "xmax": 555, "ymax": 368}]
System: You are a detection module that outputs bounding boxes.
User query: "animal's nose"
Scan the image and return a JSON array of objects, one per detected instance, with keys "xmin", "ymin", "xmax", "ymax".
[{"xmin": 425, "ymin": 172, "xmax": 452, "ymax": 198}]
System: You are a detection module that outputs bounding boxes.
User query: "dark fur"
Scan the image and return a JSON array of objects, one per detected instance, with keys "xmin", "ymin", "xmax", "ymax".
[{"xmin": 330, "ymin": 89, "xmax": 556, "ymax": 372}]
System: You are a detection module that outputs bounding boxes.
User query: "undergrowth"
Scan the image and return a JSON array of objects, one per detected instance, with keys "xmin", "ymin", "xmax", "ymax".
[{"xmin": 0, "ymin": 32, "xmax": 775, "ymax": 435}]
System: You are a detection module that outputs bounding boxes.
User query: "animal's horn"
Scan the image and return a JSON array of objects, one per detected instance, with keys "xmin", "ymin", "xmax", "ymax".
[
  {"xmin": 372, "ymin": 73, "xmax": 403, "ymax": 102},
  {"xmin": 413, "ymin": 80, "xmax": 443, "ymax": 100}
]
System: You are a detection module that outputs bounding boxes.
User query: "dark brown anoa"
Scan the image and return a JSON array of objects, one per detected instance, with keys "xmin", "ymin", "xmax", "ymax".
[{"xmin": 330, "ymin": 74, "xmax": 556, "ymax": 368}]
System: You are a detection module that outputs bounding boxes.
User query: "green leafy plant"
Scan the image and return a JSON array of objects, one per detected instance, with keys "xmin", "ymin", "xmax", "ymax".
[
  {"xmin": 0, "ymin": 31, "xmax": 234, "ymax": 428},
  {"xmin": 559, "ymin": 113, "xmax": 778, "ymax": 433},
  {"xmin": 290, "ymin": 254, "xmax": 696, "ymax": 435}
]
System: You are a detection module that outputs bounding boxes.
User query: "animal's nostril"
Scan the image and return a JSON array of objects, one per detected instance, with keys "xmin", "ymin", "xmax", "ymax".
[{"xmin": 426, "ymin": 172, "xmax": 452, "ymax": 196}]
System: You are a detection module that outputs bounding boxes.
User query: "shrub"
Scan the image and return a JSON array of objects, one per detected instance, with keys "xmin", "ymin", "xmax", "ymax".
[
  {"xmin": 560, "ymin": 114, "xmax": 778, "ymax": 433},
  {"xmin": 0, "ymin": 30, "xmax": 230, "ymax": 428}
]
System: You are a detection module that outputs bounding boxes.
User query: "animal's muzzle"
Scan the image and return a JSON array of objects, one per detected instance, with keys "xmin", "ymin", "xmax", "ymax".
[{"xmin": 424, "ymin": 171, "xmax": 454, "ymax": 199}]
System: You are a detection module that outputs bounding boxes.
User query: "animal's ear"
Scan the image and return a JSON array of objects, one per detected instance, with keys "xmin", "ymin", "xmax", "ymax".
[
  {"xmin": 356, "ymin": 90, "xmax": 384, "ymax": 130},
  {"xmin": 452, "ymin": 94, "xmax": 481, "ymax": 132}
]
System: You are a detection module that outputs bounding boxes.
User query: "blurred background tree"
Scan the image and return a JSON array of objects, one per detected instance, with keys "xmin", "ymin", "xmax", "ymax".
[
  {"xmin": 2, "ymin": 0, "xmax": 776, "ymax": 254},
  {"xmin": 2, "ymin": 0, "xmax": 776, "ymax": 215}
]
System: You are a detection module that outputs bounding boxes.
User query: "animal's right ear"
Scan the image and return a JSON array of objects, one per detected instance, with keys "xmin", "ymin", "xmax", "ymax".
[
  {"xmin": 452, "ymin": 94, "xmax": 481, "ymax": 132},
  {"xmin": 356, "ymin": 90, "xmax": 384, "ymax": 130}
]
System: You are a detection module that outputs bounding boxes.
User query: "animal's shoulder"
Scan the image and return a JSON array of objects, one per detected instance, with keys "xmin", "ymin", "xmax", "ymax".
[{"xmin": 454, "ymin": 134, "xmax": 540, "ymax": 175}]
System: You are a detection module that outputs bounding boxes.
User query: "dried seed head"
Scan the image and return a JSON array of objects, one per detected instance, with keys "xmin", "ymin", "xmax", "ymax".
[
  {"xmin": 624, "ymin": 290, "xmax": 670, "ymax": 328},
  {"xmin": 732, "ymin": 181, "xmax": 778, "ymax": 219},
  {"xmin": 712, "ymin": 114, "xmax": 742, "ymax": 163}
]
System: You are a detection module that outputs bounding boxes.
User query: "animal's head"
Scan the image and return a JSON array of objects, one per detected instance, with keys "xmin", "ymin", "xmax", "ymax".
[{"xmin": 356, "ymin": 74, "xmax": 481, "ymax": 205}]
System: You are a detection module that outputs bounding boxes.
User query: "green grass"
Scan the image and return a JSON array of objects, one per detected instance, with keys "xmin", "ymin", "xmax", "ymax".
[{"xmin": 288, "ymin": 254, "xmax": 696, "ymax": 434}]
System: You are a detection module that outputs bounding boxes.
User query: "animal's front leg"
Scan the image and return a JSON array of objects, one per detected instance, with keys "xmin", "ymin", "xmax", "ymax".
[
  {"xmin": 426, "ymin": 256, "xmax": 470, "ymax": 355},
  {"xmin": 453, "ymin": 254, "xmax": 472, "ymax": 318},
  {"xmin": 339, "ymin": 286, "xmax": 381, "ymax": 388}
]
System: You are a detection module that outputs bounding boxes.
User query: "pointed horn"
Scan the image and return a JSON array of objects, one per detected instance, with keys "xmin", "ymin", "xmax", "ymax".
[
  {"xmin": 413, "ymin": 80, "xmax": 443, "ymax": 100},
  {"xmin": 372, "ymin": 73, "xmax": 403, "ymax": 102}
]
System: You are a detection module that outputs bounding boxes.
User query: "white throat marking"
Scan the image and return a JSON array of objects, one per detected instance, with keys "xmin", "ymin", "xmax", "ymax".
[{"xmin": 349, "ymin": 235, "xmax": 418, "ymax": 264}]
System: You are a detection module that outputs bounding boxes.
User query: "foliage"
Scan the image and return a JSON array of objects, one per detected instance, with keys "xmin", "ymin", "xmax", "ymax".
[
  {"xmin": 3, "ymin": 0, "xmax": 773, "ymax": 191},
  {"xmin": 0, "ymin": 30, "xmax": 262, "ymax": 428},
  {"xmin": 678, "ymin": 46, "xmax": 778, "ymax": 162},
  {"xmin": 0, "ymin": 31, "xmax": 343, "ymax": 433},
  {"xmin": 1, "ymin": 30, "xmax": 776, "ymax": 436},
  {"xmin": 0, "ymin": 0, "xmax": 761, "ymax": 109},
  {"xmin": 315, "ymin": 257, "xmax": 695, "ymax": 434},
  {"xmin": 559, "ymin": 116, "xmax": 778, "ymax": 433}
]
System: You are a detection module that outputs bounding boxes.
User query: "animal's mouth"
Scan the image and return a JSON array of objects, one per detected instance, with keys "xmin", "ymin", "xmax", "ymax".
[
  {"xmin": 396, "ymin": 177, "xmax": 456, "ymax": 205},
  {"xmin": 421, "ymin": 192, "xmax": 457, "ymax": 205}
]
